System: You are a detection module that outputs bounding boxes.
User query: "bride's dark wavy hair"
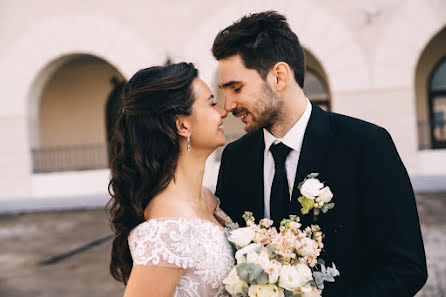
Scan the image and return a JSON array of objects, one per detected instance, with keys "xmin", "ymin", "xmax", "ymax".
[{"xmin": 107, "ymin": 62, "xmax": 198, "ymax": 284}]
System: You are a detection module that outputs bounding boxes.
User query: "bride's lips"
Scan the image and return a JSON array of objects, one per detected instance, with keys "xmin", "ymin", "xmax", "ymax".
[{"xmin": 218, "ymin": 122, "xmax": 224, "ymax": 132}]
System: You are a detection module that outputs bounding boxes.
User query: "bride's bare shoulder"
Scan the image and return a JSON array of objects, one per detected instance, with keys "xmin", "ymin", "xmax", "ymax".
[{"xmin": 144, "ymin": 192, "xmax": 195, "ymax": 220}]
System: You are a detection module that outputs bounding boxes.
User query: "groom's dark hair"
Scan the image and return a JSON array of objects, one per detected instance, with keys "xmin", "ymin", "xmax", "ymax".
[{"xmin": 212, "ymin": 10, "xmax": 306, "ymax": 88}]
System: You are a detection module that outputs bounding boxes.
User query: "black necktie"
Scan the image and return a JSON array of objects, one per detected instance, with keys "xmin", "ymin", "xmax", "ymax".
[{"xmin": 269, "ymin": 142, "xmax": 292, "ymax": 226}]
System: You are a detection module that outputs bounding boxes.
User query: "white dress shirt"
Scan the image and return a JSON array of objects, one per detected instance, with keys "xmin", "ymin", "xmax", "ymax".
[{"xmin": 263, "ymin": 98, "xmax": 312, "ymax": 219}]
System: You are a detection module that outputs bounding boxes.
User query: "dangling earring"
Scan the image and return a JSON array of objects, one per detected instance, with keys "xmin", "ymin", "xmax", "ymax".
[{"xmin": 187, "ymin": 133, "xmax": 191, "ymax": 152}]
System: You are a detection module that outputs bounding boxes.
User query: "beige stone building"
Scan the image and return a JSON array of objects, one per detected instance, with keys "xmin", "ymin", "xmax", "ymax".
[{"xmin": 0, "ymin": 0, "xmax": 445, "ymax": 211}]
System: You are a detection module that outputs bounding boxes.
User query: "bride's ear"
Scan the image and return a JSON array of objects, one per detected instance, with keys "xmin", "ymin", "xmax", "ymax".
[{"xmin": 176, "ymin": 115, "xmax": 191, "ymax": 138}]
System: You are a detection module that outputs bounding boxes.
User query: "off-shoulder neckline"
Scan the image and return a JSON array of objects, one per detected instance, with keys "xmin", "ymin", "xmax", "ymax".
[{"xmin": 136, "ymin": 216, "xmax": 226, "ymax": 232}]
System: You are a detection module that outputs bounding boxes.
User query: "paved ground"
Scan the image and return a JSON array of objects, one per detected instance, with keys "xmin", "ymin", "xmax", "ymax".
[{"xmin": 0, "ymin": 193, "xmax": 445, "ymax": 297}]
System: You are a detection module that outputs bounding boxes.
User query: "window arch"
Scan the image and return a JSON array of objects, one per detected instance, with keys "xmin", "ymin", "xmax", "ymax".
[
  {"xmin": 32, "ymin": 54, "xmax": 125, "ymax": 172},
  {"xmin": 304, "ymin": 68, "xmax": 330, "ymax": 111},
  {"xmin": 429, "ymin": 56, "xmax": 446, "ymax": 148},
  {"xmin": 303, "ymin": 49, "xmax": 331, "ymax": 112}
]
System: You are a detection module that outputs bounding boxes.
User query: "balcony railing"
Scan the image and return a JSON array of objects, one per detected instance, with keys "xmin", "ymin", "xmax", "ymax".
[{"xmin": 32, "ymin": 143, "xmax": 109, "ymax": 173}]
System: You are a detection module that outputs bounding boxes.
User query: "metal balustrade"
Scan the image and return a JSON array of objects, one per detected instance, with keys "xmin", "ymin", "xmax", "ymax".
[{"xmin": 32, "ymin": 143, "xmax": 109, "ymax": 173}]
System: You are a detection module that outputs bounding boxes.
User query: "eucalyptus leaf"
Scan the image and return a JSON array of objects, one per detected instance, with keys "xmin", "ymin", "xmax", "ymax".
[
  {"xmin": 315, "ymin": 275, "xmax": 324, "ymax": 285},
  {"xmin": 242, "ymin": 263, "xmax": 268, "ymax": 285},
  {"xmin": 317, "ymin": 258, "xmax": 326, "ymax": 266},
  {"xmin": 324, "ymin": 274, "xmax": 335, "ymax": 282},
  {"xmin": 253, "ymin": 272, "xmax": 268, "ymax": 285},
  {"xmin": 326, "ymin": 203, "xmax": 335, "ymax": 210},
  {"xmin": 321, "ymin": 264, "xmax": 327, "ymax": 275},
  {"xmin": 284, "ymin": 290, "xmax": 302, "ymax": 297},
  {"xmin": 236, "ymin": 264, "xmax": 250, "ymax": 282},
  {"xmin": 307, "ymin": 173, "xmax": 319, "ymax": 178},
  {"xmin": 266, "ymin": 244, "xmax": 277, "ymax": 259},
  {"xmin": 327, "ymin": 264, "xmax": 340, "ymax": 277}
]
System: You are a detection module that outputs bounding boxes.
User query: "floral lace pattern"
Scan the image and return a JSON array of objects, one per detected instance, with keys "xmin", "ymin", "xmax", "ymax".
[{"xmin": 128, "ymin": 217, "xmax": 234, "ymax": 297}]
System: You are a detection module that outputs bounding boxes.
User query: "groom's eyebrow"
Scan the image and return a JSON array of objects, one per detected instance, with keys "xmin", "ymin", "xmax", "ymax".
[{"xmin": 219, "ymin": 81, "xmax": 241, "ymax": 89}]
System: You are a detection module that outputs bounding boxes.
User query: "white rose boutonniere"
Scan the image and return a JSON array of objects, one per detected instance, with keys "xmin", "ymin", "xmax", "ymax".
[
  {"xmin": 300, "ymin": 178, "xmax": 324, "ymax": 200},
  {"xmin": 318, "ymin": 186, "xmax": 333, "ymax": 203},
  {"xmin": 298, "ymin": 173, "xmax": 335, "ymax": 220}
]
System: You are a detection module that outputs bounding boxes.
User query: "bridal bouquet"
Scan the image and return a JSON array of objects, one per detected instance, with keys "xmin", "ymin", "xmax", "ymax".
[{"xmin": 223, "ymin": 213, "xmax": 339, "ymax": 297}]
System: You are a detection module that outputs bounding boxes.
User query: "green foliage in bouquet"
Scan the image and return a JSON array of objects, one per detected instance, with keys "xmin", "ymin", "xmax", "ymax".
[
  {"xmin": 311, "ymin": 261, "xmax": 340, "ymax": 290},
  {"xmin": 236, "ymin": 263, "xmax": 269, "ymax": 285}
]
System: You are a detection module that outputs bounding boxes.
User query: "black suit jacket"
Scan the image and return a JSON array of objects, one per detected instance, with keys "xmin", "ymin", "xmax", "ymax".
[{"xmin": 216, "ymin": 102, "xmax": 427, "ymax": 297}]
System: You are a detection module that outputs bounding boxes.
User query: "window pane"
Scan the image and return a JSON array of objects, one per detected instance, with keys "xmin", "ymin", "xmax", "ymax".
[
  {"xmin": 430, "ymin": 59, "xmax": 446, "ymax": 91},
  {"xmin": 432, "ymin": 95, "xmax": 446, "ymax": 143},
  {"xmin": 304, "ymin": 70, "xmax": 329, "ymax": 102}
]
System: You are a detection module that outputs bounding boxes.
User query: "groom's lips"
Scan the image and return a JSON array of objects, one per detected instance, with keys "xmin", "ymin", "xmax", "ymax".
[{"xmin": 234, "ymin": 111, "xmax": 249, "ymax": 123}]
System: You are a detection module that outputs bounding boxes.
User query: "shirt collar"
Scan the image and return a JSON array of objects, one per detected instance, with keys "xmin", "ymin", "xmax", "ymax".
[{"xmin": 263, "ymin": 98, "xmax": 312, "ymax": 152}]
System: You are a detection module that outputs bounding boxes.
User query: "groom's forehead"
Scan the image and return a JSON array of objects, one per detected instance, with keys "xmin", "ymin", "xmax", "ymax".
[{"xmin": 218, "ymin": 56, "xmax": 257, "ymax": 86}]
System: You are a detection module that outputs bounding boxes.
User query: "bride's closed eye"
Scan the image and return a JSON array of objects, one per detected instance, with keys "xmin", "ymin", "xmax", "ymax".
[{"xmin": 209, "ymin": 96, "xmax": 218, "ymax": 107}]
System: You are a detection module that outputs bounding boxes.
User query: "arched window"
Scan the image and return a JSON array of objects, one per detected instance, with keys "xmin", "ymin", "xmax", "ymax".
[
  {"xmin": 304, "ymin": 69, "xmax": 330, "ymax": 111},
  {"xmin": 429, "ymin": 57, "xmax": 446, "ymax": 148},
  {"xmin": 31, "ymin": 54, "xmax": 125, "ymax": 173}
]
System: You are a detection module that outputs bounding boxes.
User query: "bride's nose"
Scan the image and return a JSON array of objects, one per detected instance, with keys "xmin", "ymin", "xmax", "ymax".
[{"xmin": 217, "ymin": 105, "xmax": 227, "ymax": 118}]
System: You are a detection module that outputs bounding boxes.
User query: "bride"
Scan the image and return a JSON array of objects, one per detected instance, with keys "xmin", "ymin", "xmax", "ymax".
[{"xmin": 107, "ymin": 63, "xmax": 234, "ymax": 297}]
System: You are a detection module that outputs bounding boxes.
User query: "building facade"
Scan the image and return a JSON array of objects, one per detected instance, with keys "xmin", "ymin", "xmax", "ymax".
[{"xmin": 0, "ymin": 0, "xmax": 445, "ymax": 210}]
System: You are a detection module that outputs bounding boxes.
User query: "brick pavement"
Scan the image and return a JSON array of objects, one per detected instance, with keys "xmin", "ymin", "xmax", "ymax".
[{"xmin": 0, "ymin": 193, "xmax": 445, "ymax": 297}]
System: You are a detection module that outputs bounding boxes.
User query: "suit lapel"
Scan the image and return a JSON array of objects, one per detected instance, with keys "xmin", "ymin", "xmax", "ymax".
[
  {"xmin": 241, "ymin": 130, "xmax": 265, "ymax": 221},
  {"xmin": 254, "ymin": 131, "xmax": 265, "ymax": 220},
  {"xmin": 291, "ymin": 102, "xmax": 333, "ymax": 226}
]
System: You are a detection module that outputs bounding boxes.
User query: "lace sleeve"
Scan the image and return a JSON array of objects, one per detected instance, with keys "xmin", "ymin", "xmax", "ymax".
[{"xmin": 128, "ymin": 219, "xmax": 197, "ymax": 269}]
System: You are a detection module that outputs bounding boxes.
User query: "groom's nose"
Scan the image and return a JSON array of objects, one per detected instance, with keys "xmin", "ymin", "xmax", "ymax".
[{"xmin": 224, "ymin": 95, "xmax": 236, "ymax": 112}]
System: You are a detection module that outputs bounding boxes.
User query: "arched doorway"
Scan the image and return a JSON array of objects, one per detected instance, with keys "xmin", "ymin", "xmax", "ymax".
[
  {"xmin": 415, "ymin": 26, "xmax": 446, "ymax": 150},
  {"xmin": 32, "ymin": 54, "xmax": 125, "ymax": 173}
]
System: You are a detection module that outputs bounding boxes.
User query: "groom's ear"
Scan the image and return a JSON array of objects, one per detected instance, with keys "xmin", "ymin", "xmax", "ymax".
[
  {"xmin": 175, "ymin": 115, "xmax": 191, "ymax": 138},
  {"xmin": 271, "ymin": 62, "xmax": 290, "ymax": 92}
]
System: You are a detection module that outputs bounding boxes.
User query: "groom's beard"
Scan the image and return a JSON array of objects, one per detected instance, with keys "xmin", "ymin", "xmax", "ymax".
[{"xmin": 240, "ymin": 82, "xmax": 282, "ymax": 134}]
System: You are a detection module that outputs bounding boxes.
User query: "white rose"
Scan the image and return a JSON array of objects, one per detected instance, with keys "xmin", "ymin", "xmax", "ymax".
[
  {"xmin": 266, "ymin": 259, "xmax": 282, "ymax": 284},
  {"xmin": 235, "ymin": 243, "xmax": 261, "ymax": 264},
  {"xmin": 303, "ymin": 287, "xmax": 321, "ymax": 297},
  {"xmin": 248, "ymin": 284, "xmax": 284, "ymax": 297},
  {"xmin": 228, "ymin": 227, "xmax": 256, "ymax": 247},
  {"xmin": 223, "ymin": 267, "xmax": 248, "ymax": 296},
  {"xmin": 300, "ymin": 178, "xmax": 324, "ymax": 200},
  {"xmin": 318, "ymin": 186, "xmax": 333, "ymax": 203},
  {"xmin": 279, "ymin": 264, "xmax": 313, "ymax": 291},
  {"xmin": 295, "ymin": 264, "xmax": 313, "ymax": 286},
  {"xmin": 298, "ymin": 237, "xmax": 316, "ymax": 257}
]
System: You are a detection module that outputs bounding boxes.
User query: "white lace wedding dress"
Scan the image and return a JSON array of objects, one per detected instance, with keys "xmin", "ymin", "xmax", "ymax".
[{"xmin": 128, "ymin": 205, "xmax": 234, "ymax": 297}]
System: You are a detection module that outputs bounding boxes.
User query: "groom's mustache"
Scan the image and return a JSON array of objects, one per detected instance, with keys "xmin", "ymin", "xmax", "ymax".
[{"xmin": 233, "ymin": 108, "xmax": 249, "ymax": 117}]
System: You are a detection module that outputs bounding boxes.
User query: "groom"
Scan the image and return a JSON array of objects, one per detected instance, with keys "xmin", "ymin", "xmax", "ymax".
[{"xmin": 214, "ymin": 11, "xmax": 427, "ymax": 297}]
